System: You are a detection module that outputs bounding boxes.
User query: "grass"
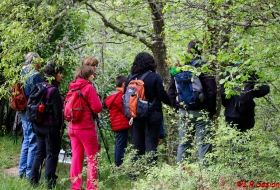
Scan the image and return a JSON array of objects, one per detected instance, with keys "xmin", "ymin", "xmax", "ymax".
[
  {"xmin": 0, "ymin": 134, "xmax": 135, "ymax": 190},
  {"xmin": 3, "ymin": 125, "xmax": 280, "ymax": 190},
  {"xmin": 0, "ymin": 135, "xmax": 71, "ymax": 189}
]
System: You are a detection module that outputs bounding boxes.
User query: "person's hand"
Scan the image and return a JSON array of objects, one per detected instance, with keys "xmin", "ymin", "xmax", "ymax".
[
  {"xmin": 158, "ymin": 138, "xmax": 163, "ymax": 145},
  {"xmin": 174, "ymin": 62, "xmax": 180, "ymax": 67}
]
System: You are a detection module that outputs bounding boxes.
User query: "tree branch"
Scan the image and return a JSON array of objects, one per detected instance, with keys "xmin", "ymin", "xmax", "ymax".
[{"xmin": 84, "ymin": 2, "xmax": 151, "ymax": 48}]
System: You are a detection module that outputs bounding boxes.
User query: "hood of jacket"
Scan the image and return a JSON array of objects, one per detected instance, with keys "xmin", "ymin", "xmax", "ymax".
[
  {"xmin": 105, "ymin": 88, "xmax": 123, "ymax": 109},
  {"xmin": 69, "ymin": 78, "xmax": 91, "ymax": 90},
  {"xmin": 105, "ymin": 91, "xmax": 118, "ymax": 109}
]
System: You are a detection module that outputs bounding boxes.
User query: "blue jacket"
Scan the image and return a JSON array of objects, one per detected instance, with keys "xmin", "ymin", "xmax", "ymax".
[{"xmin": 21, "ymin": 66, "xmax": 43, "ymax": 99}]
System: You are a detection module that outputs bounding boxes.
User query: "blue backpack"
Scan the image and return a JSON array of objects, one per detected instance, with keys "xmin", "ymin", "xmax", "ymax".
[{"xmin": 174, "ymin": 60, "xmax": 205, "ymax": 110}]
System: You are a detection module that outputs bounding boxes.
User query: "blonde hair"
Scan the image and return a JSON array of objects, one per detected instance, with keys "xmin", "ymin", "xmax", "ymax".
[
  {"xmin": 74, "ymin": 65, "xmax": 94, "ymax": 80},
  {"xmin": 82, "ymin": 57, "xmax": 99, "ymax": 66}
]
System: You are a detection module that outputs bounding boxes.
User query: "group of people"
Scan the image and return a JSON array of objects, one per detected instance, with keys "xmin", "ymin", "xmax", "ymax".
[
  {"xmin": 18, "ymin": 53, "xmax": 102, "ymax": 189},
  {"xmin": 17, "ymin": 39, "xmax": 270, "ymax": 190}
]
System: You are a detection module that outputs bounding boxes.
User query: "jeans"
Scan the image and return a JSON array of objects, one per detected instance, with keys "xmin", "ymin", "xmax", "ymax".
[
  {"xmin": 115, "ymin": 129, "xmax": 129, "ymax": 166},
  {"xmin": 177, "ymin": 109, "xmax": 212, "ymax": 163},
  {"xmin": 18, "ymin": 111, "xmax": 37, "ymax": 178},
  {"xmin": 132, "ymin": 111, "xmax": 163, "ymax": 163},
  {"xmin": 30, "ymin": 128, "xmax": 61, "ymax": 189}
]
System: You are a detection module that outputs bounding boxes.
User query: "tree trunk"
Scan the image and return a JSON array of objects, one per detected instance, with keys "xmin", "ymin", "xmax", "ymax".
[
  {"xmin": 0, "ymin": 98, "xmax": 7, "ymax": 135},
  {"xmin": 205, "ymin": 3, "xmax": 221, "ymax": 118},
  {"xmin": 148, "ymin": 1, "xmax": 169, "ymax": 85}
]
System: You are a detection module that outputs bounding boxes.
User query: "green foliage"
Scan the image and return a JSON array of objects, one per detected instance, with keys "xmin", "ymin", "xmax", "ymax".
[{"xmin": 1, "ymin": 0, "xmax": 280, "ymax": 189}]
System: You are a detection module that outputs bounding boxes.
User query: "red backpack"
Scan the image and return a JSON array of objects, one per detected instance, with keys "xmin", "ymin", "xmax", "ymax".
[
  {"xmin": 11, "ymin": 83, "xmax": 28, "ymax": 111},
  {"xmin": 64, "ymin": 87, "xmax": 89, "ymax": 123}
]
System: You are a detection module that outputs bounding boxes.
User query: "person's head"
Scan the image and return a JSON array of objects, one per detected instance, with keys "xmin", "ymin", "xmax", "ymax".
[
  {"xmin": 116, "ymin": 75, "xmax": 127, "ymax": 88},
  {"xmin": 82, "ymin": 57, "xmax": 99, "ymax": 73},
  {"xmin": 187, "ymin": 40, "xmax": 203, "ymax": 56},
  {"xmin": 44, "ymin": 62, "xmax": 64, "ymax": 83},
  {"xmin": 74, "ymin": 65, "xmax": 95, "ymax": 83},
  {"xmin": 131, "ymin": 52, "xmax": 156, "ymax": 74},
  {"xmin": 24, "ymin": 52, "xmax": 41, "ymax": 70}
]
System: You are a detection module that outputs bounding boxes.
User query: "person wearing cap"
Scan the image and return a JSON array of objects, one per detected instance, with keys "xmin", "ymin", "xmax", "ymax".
[{"xmin": 18, "ymin": 52, "xmax": 43, "ymax": 179}]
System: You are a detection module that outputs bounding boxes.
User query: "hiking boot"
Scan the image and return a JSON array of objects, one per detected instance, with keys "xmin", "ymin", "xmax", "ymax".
[{"xmin": 30, "ymin": 178, "xmax": 39, "ymax": 188}]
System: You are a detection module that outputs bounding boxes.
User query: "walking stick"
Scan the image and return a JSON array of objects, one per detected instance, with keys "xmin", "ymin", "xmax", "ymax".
[
  {"xmin": 95, "ymin": 115, "xmax": 112, "ymax": 164},
  {"xmin": 80, "ymin": 92, "xmax": 112, "ymax": 164}
]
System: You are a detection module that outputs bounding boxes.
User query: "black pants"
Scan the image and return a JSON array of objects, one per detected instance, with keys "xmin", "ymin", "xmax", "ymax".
[
  {"xmin": 226, "ymin": 117, "xmax": 255, "ymax": 132},
  {"xmin": 114, "ymin": 129, "xmax": 129, "ymax": 166},
  {"xmin": 30, "ymin": 128, "xmax": 61, "ymax": 188},
  {"xmin": 132, "ymin": 111, "xmax": 163, "ymax": 163}
]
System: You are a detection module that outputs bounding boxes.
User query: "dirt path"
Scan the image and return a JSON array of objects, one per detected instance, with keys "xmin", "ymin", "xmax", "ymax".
[{"xmin": 4, "ymin": 166, "xmax": 18, "ymax": 177}]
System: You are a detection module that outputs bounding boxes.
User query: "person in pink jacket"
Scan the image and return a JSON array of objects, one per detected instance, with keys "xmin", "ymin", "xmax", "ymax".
[{"xmin": 67, "ymin": 65, "xmax": 102, "ymax": 190}]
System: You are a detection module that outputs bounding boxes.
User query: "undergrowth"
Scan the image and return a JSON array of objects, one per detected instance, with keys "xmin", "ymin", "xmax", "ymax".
[{"xmin": 1, "ymin": 116, "xmax": 280, "ymax": 189}]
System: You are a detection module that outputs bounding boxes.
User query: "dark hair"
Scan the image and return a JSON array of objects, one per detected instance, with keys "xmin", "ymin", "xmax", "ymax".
[
  {"xmin": 188, "ymin": 40, "xmax": 203, "ymax": 56},
  {"xmin": 74, "ymin": 65, "xmax": 94, "ymax": 80},
  {"xmin": 44, "ymin": 62, "xmax": 64, "ymax": 76},
  {"xmin": 116, "ymin": 75, "xmax": 127, "ymax": 87},
  {"xmin": 131, "ymin": 52, "xmax": 156, "ymax": 74}
]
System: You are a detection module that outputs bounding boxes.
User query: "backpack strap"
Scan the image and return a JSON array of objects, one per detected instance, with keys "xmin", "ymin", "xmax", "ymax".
[
  {"xmin": 73, "ymin": 84, "xmax": 99, "ymax": 119},
  {"xmin": 128, "ymin": 71, "xmax": 151, "ymax": 82},
  {"xmin": 191, "ymin": 59, "xmax": 205, "ymax": 66},
  {"xmin": 45, "ymin": 85, "xmax": 56, "ymax": 100},
  {"xmin": 139, "ymin": 71, "xmax": 151, "ymax": 80}
]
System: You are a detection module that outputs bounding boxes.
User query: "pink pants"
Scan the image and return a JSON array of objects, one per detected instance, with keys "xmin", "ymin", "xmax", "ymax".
[{"xmin": 68, "ymin": 127, "xmax": 99, "ymax": 190}]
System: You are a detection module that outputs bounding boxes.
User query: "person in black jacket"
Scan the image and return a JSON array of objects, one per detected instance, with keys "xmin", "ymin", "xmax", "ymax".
[
  {"xmin": 30, "ymin": 62, "xmax": 64, "ymax": 189},
  {"xmin": 221, "ymin": 69, "xmax": 270, "ymax": 132},
  {"xmin": 124, "ymin": 52, "xmax": 171, "ymax": 164},
  {"xmin": 168, "ymin": 41, "xmax": 217, "ymax": 164}
]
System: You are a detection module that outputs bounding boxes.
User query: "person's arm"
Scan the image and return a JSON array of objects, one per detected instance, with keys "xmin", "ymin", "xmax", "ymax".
[
  {"xmin": 167, "ymin": 75, "xmax": 177, "ymax": 107},
  {"xmin": 249, "ymin": 74, "xmax": 270, "ymax": 98},
  {"xmin": 86, "ymin": 85, "xmax": 102, "ymax": 114},
  {"xmin": 253, "ymin": 84, "xmax": 270, "ymax": 98},
  {"xmin": 199, "ymin": 73, "xmax": 217, "ymax": 115},
  {"xmin": 50, "ymin": 88, "xmax": 63, "ymax": 128},
  {"xmin": 115, "ymin": 93, "xmax": 125, "ymax": 113},
  {"xmin": 155, "ymin": 74, "xmax": 171, "ymax": 106}
]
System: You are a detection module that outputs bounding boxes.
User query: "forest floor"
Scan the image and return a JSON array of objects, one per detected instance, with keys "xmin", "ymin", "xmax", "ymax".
[{"xmin": 4, "ymin": 166, "xmax": 18, "ymax": 177}]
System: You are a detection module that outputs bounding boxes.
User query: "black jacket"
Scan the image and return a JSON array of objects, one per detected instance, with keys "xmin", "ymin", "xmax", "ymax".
[
  {"xmin": 124, "ymin": 71, "xmax": 171, "ymax": 112},
  {"xmin": 33, "ymin": 80, "xmax": 64, "ymax": 135},
  {"xmin": 168, "ymin": 58, "xmax": 217, "ymax": 115},
  {"xmin": 221, "ymin": 75, "xmax": 270, "ymax": 118}
]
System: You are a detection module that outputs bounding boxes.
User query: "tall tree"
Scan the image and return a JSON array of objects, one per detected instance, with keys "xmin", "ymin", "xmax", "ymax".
[{"xmin": 83, "ymin": 1, "xmax": 169, "ymax": 83}]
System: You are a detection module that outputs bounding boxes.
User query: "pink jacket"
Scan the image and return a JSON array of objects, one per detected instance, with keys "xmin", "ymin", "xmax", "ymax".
[{"xmin": 68, "ymin": 78, "xmax": 102, "ymax": 130}]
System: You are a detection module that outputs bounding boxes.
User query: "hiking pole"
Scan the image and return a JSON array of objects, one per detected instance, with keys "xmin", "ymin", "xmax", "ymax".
[
  {"xmin": 95, "ymin": 115, "xmax": 112, "ymax": 164},
  {"xmin": 80, "ymin": 93, "xmax": 112, "ymax": 164}
]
